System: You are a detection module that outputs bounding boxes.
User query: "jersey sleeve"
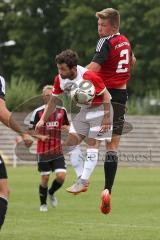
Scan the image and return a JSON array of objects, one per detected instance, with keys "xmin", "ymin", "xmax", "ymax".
[
  {"xmin": 29, "ymin": 110, "xmax": 40, "ymax": 129},
  {"xmin": 83, "ymin": 71, "xmax": 106, "ymax": 96},
  {"xmin": 0, "ymin": 76, "xmax": 6, "ymax": 99},
  {"xmin": 62, "ymin": 109, "xmax": 70, "ymax": 126},
  {"xmin": 52, "ymin": 75, "xmax": 63, "ymax": 96},
  {"xmin": 92, "ymin": 38, "xmax": 110, "ymax": 65}
]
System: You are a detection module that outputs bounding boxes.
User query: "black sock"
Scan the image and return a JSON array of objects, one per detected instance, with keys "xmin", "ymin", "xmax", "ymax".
[
  {"xmin": 0, "ymin": 197, "xmax": 8, "ymax": 230},
  {"xmin": 104, "ymin": 151, "xmax": 118, "ymax": 194},
  {"xmin": 39, "ymin": 185, "xmax": 48, "ymax": 205},
  {"xmin": 48, "ymin": 179, "xmax": 63, "ymax": 195}
]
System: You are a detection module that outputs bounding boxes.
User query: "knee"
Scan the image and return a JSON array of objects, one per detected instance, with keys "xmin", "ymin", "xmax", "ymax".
[
  {"xmin": 87, "ymin": 148, "xmax": 99, "ymax": 162},
  {"xmin": 0, "ymin": 187, "xmax": 10, "ymax": 199},
  {"xmin": 56, "ymin": 173, "xmax": 66, "ymax": 184},
  {"xmin": 106, "ymin": 137, "xmax": 120, "ymax": 151},
  {"xmin": 41, "ymin": 175, "xmax": 49, "ymax": 187}
]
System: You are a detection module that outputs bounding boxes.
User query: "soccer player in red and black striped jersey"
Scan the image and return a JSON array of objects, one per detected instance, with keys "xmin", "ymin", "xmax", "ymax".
[
  {"xmin": 0, "ymin": 75, "xmax": 32, "ymax": 229},
  {"xmin": 87, "ymin": 8, "xmax": 136, "ymax": 214},
  {"xmin": 29, "ymin": 85, "xmax": 70, "ymax": 212}
]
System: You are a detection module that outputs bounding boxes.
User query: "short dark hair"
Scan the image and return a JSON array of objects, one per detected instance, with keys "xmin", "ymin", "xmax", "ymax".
[
  {"xmin": 96, "ymin": 8, "xmax": 120, "ymax": 29},
  {"xmin": 55, "ymin": 49, "xmax": 79, "ymax": 69}
]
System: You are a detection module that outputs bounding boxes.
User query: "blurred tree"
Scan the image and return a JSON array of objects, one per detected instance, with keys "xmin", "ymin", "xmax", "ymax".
[
  {"xmin": 118, "ymin": 0, "xmax": 160, "ymax": 96},
  {"xmin": 0, "ymin": 0, "xmax": 13, "ymax": 77},
  {"xmin": 61, "ymin": 0, "xmax": 160, "ymax": 96},
  {"xmin": 0, "ymin": 0, "xmax": 160, "ymax": 97},
  {"xmin": 60, "ymin": 0, "xmax": 112, "ymax": 65},
  {"xmin": 1, "ymin": 0, "xmax": 69, "ymax": 86}
]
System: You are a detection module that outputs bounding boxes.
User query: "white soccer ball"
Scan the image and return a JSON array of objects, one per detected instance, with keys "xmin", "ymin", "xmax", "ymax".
[{"xmin": 71, "ymin": 80, "xmax": 95, "ymax": 104}]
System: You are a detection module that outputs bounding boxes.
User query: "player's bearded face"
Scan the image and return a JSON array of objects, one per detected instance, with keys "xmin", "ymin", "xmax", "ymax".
[{"xmin": 57, "ymin": 63, "xmax": 76, "ymax": 80}]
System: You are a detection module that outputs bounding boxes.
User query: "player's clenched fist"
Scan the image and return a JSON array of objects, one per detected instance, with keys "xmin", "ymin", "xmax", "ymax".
[{"xmin": 21, "ymin": 133, "xmax": 33, "ymax": 147}]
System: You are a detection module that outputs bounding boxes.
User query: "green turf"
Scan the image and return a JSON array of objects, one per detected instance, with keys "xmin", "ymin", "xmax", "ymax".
[{"xmin": 1, "ymin": 166, "xmax": 160, "ymax": 240}]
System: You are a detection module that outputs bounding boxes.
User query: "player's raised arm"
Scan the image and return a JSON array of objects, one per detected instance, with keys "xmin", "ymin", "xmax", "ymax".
[
  {"xmin": 35, "ymin": 94, "xmax": 57, "ymax": 131},
  {"xmin": 0, "ymin": 98, "xmax": 33, "ymax": 147}
]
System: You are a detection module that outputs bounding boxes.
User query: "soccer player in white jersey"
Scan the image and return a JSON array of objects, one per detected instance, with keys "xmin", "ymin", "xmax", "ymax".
[
  {"xmin": 36, "ymin": 49, "xmax": 113, "ymax": 195},
  {"xmin": 0, "ymin": 75, "xmax": 32, "ymax": 230}
]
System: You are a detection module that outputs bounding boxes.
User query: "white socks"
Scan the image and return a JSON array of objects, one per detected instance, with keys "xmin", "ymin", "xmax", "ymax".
[
  {"xmin": 69, "ymin": 145, "xmax": 84, "ymax": 178},
  {"xmin": 81, "ymin": 148, "xmax": 99, "ymax": 180}
]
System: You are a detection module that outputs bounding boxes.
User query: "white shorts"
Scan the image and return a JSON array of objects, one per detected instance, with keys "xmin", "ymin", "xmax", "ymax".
[{"xmin": 69, "ymin": 104, "xmax": 113, "ymax": 141}]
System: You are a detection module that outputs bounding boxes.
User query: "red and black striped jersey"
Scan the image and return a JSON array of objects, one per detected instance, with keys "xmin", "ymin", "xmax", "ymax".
[
  {"xmin": 92, "ymin": 33, "xmax": 132, "ymax": 88},
  {"xmin": 29, "ymin": 105, "xmax": 69, "ymax": 155}
]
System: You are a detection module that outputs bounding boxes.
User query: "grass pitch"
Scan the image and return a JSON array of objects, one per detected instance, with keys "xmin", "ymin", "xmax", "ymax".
[{"xmin": 1, "ymin": 166, "xmax": 160, "ymax": 240}]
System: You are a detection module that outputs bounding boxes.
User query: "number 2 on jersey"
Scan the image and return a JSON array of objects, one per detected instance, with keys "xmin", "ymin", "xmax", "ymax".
[{"xmin": 116, "ymin": 49, "xmax": 129, "ymax": 73}]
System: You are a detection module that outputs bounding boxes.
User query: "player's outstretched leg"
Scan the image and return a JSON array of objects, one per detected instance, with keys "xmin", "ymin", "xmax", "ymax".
[
  {"xmin": 100, "ymin": 189, "xmax": 111, "ymax": 214},
  {"xmin": 65, "ymin": 176, "xmax": 89, "ymax": 195},
  {"xmin": 66, "ymin": 148, "xmax": 98, "ymax": 194},
  {"xmin": 104, "ymin": 151, "xmax": 118, "ymax": 194},
  {"xmin": 69, "ymin": 145, "xmax": 84, "ymax": 178},
  {"xmin": 100, "ymin": 151, "xmax": 118, "ymax": 214}
]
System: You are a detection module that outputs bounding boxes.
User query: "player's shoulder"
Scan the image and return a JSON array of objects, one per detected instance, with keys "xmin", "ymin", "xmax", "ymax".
[
  {"xmin": 33, "ymin": 104, "xmax": 45, "ymax": 112},
  {"xmin": 110, "ymin": 33, "xmax": 130, "ymax": 44},
  {"xmin": 31, "ymin": 105, "xmax": 45, "ymax": 118},
  {"xmin": 0, "ymin": 75, "xmax": 5, "ymax": 88},
  {"xmin": 97, "ymin": 36, "xmax": 109, "ymax": 43},
  {"xmin": 119, "ymin": 34, "xmax": 130, "ymax": 41},
  {"xmin": 77, "ymin": 65, "xmax": 88, "ymax": 75},
  {"xmin": 0, "ymin": 75, "xmax": 5, "ymax": 83},
  {"xmin": 56, "ymin": 105, "xmax": 68, "ymax": 112},
  {"xmin": 0, "ymin": 75, "xmax": 6, "ymax": 96},
  {"xmin": 54, "ymin": 74, "xmax": 60, "ymax": 83},
  {"xmin": 96, "ymin": 37, "xmax": 109, "ymax": 51},
  {"xmin": 83, "ymin": 70, "xmax": 101, "ymax": 80},
  {"xmin": 55, "ymin": 74, "xmax": 59, "ymax": 79}
]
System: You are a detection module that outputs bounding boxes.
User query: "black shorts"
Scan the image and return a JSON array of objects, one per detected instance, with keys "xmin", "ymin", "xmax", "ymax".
[
  {"xmin": 0, "ymin": 155, "xmax": 8, "ymax": 179},
  {"xmin": 37, "ymin": 154, "xmax": 66, "ymax": 174},
  {"xmin": 108, "ymin": 89, "xmax": 128, "ymax": 135}
]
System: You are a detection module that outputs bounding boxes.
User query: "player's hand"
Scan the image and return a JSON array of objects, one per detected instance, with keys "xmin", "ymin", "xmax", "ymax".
[
  {"xmin": 21, "ymin": 133, "xmax": 33, "ymax": 147},
  {"xmin": 35, "ymin": 119, "xmax": 45, "ymax": 131},
  {"xmin": 100, "ymin": 116, "xmax": 111, "ymax": 133},
  {"xmin": 37, "ymin": 134, "xmax": 49, "ymax": 142}
]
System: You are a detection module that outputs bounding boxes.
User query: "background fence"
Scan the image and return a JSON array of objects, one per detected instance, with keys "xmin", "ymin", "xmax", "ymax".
[{"xmin": 0, "ymin": 113, "xmax": 160, "ymax": 167}]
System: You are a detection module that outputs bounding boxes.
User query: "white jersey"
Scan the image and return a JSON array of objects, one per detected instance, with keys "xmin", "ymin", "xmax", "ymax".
[
  {"xmin": 0, "ymin": 76, "xmax": 5, "ymax": 98},
  {"xmin": 53, "ymin": 65, "xmax": 87, "ymax": 95}
]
